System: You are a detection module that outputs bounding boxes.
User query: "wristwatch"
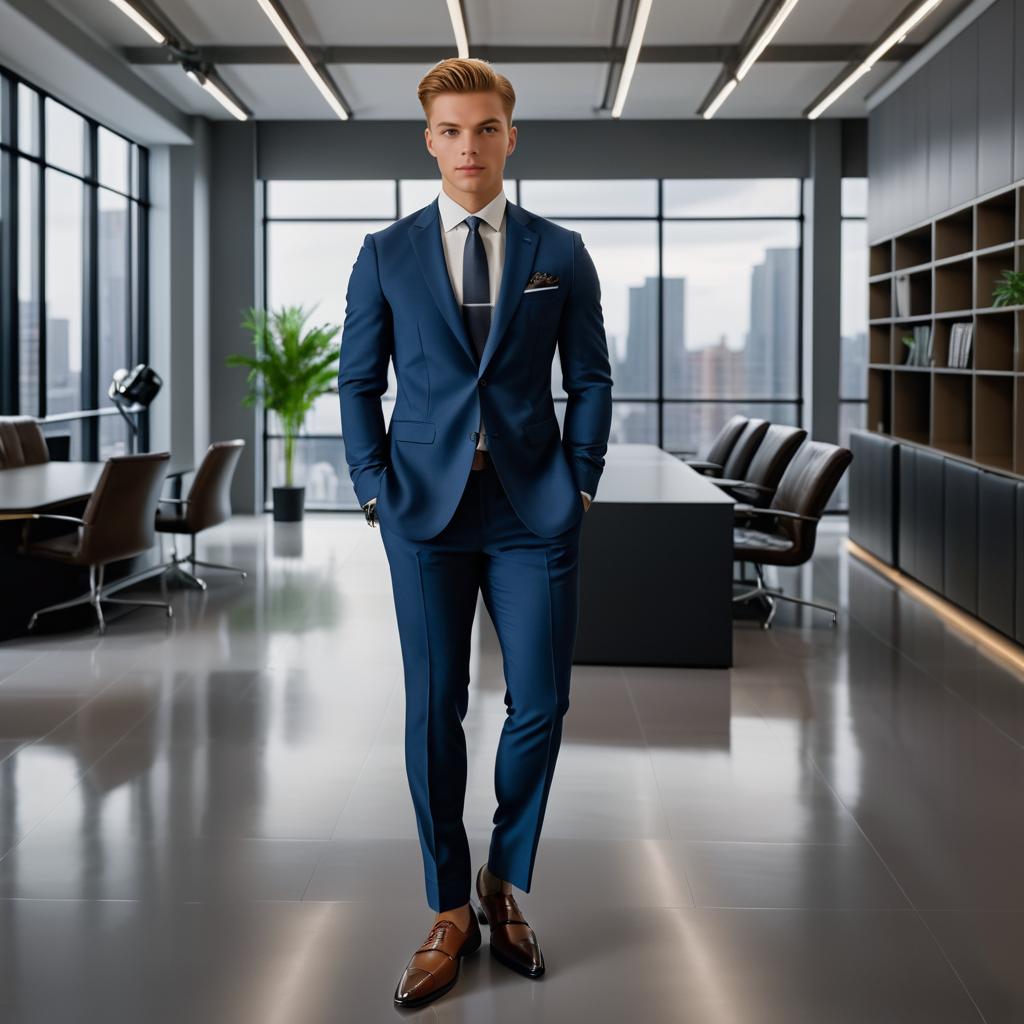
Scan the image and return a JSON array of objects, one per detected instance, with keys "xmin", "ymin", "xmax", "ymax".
[{"xmin": 362, "ymin": 498, "xmax": 378, "ymax": 528}]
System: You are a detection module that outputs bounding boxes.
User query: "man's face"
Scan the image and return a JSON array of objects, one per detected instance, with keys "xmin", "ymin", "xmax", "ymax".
[{"xmin": 424, "ymin": 91, "xmax": 516, "ymax": 207}]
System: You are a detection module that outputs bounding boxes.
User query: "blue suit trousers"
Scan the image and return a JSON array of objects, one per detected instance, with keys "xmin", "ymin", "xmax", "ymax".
[{"xmin": 379, "ymin": 458, "xmax": 582, "ymax": 912}]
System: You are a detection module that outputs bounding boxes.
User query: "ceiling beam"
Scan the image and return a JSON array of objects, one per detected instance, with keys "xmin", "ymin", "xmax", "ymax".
[{"xmin": 122, "ymin": 42, "xmax": 921, "ymax": 66}]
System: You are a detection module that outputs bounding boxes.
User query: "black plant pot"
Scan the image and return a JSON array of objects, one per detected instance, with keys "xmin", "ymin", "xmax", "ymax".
[{"xmin": 273, "ymin": 485, "xmax": 305, "ymax": 522}]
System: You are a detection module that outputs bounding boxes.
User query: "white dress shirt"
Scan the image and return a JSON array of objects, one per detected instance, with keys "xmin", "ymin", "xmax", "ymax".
[{"xmin": 367, "ymin": 187, "xmax": 590, "ymax": 508}]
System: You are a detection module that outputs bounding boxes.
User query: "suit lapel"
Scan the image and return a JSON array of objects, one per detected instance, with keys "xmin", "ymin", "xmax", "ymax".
[
  {"xmin": 409, "ymin": 196, "xmax": 539, "ymax": 376},
  {"xmin": 479, "ymin": 202, "xmax": 538, "ymax": 377},
  {"xmin": 410, "ymin": 198, "xmax": 477, "ymax": 367}
]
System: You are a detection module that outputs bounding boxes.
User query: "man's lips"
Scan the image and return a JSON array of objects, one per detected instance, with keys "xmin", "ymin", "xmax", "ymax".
[{"xmin": 458, "ymin": 165, "xmax": 484, "ymax": 170}]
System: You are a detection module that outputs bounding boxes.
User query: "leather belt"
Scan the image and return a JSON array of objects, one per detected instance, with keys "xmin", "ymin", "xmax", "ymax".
[{"xmin": 471, "ymin": 449, "xmax": 489, "ymax": 471}]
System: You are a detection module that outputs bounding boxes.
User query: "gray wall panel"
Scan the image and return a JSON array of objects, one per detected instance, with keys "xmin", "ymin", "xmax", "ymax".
[
  {"xmin": 257, "ymin": 119, "xmax": 817, "ymax": 182},
  {"xmin": 978, "ymin": 471, "xmax": 1016, "ymax": 636},
  {"xmin": 977, "ymin": 0, "xmax": 1014, "ymax": 195},
  {"xmin": 209, "ymin": 122, "xmax": 262, "ymax": 514},
  {"xmin": 911, "ymin": 69, "xmax": 930, "ymax": 226},
  {"xmin": 949, "ymin": 22, "xmax": 979, "ymax": 208},
  {"xmin": 927, "ymin": 43, "xmax": 952, "ymax": 217},
  {"xmin": 942, "ymin": 460, "xmax": 978, "ymax": 614},
  {"xmin": 1016, "ymin": 0, "xmax": 1024, "ymax": 180}
]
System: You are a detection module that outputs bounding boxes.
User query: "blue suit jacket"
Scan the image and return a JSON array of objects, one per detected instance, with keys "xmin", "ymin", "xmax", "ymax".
[{"xmin": 338, "ymin": 195, "xmax": 613, "ymax": 542}]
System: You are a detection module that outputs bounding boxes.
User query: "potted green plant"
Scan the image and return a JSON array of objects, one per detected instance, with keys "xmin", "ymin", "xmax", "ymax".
[
  {"xmin": 228, "ymin": 305, "xmax": 340, "ymax": 522},
  {"xmin": 992, "ymin": 269, "xmax": 1024, "ymax": 307}
]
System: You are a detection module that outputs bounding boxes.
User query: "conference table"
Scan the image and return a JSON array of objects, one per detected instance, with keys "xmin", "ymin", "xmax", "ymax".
[
  {"xmin": 0, "ymin": 458, "xmax": 192, "ymax": 639},
  {"xmin": 574, "ymin": 443, "xmax": 736, "ymax": 668}
]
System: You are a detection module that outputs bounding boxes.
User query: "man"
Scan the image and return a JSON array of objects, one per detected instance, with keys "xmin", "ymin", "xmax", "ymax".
[{"xmin": 338, "ymin": 56, "xmax": 613, "ymax": 1009}]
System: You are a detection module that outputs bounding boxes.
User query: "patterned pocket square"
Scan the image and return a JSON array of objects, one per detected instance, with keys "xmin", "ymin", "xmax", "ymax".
[{"xmin": 525, "ymin": 271, "xmax": 560, "ymax": 290}]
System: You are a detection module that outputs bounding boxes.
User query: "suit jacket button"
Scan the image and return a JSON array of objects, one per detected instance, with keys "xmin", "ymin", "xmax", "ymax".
[
  {"xmin": 470, "ymin": 432, "xmax": 479, "ymax": 441},
  {"xmin": 479, "ymin": 378, "xmax": 487, "ymax": 386}
]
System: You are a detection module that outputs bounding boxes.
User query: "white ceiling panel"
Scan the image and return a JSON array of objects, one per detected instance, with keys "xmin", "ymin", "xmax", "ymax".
[
  {"xmin": 133, "ymin": 64, "xmax": 237, "ymax": 118},
  {"xmin": 720, "ymin": 60, "xmax": 900, "ymax": 119},
  {"xmin": 775, "ymin": 0, "xmax": 969, "ymax": 46},
  {"xmin": 329, "ymin": 62, "xmax": 617, "ymax": 121},
  {"xmin": 614, "ymin": 63, "xmax": 727, "ymax": 119},
  {"xmin": 644, "ymin": 0, "xmax": 764, "ymax": 46},
  {"xmin": 458, "ymin": 0, "xmax": 618, "ymax": 47}
]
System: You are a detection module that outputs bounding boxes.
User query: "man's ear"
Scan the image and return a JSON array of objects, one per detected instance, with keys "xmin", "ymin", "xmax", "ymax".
[{"xmin": 424, "ymin": 127, "xmax": 434, "ymax": 157}]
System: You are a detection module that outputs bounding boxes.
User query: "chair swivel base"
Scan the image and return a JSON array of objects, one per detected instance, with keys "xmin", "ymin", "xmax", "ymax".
[
  {"xmin": 28, "ymin": 563, "xmax": 173, "ymax": 636},
  {"xmin": 157, "ymin": 534, "xmax": 248, "ymax": 591},
  {"xmin": 732, "ymin": 564, "xmax": 838, "ymax": 630}
]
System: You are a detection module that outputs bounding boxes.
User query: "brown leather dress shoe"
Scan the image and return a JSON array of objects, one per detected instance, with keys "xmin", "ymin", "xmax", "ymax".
[
  {"xmin": 471, "ymin": 864, "xmax": 546, "ymax": 978},
  {"xmin": 393, "ymin": 911, "xmax": 481, "ymax": 1008}
]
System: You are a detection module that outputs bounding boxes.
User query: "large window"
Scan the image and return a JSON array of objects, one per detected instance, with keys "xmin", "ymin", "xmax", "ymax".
[
  {"xmin": 0, "ymin": 68, "xmax": 148, "ymax": 459},
  {"xmin": 263, "ymin": 178, "xmax": 803, "ymax": 511}
]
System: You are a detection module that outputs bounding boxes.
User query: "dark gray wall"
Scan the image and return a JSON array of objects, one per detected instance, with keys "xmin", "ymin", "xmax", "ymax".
[
  {"xmin": 258, "ymin": 119, "xmax": 867, "ymax": 181},
  {"xmin": 209, "ymin": 122, "xmax": 263, "ymax": 514},
  {"xmin": 869, "ymin": 0, "xmax": 1022, "ymax": 239}
]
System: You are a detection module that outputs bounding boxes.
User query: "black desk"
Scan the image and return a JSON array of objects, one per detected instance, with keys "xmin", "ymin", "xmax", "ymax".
[{"xmin": 574, "ymin": 444, "xmax": 735, "ymax": 668}]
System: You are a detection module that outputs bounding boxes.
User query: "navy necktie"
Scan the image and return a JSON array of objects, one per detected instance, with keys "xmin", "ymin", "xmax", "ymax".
[{"xmin": 462, "ymin": 215, "xmax": 490, "ymax": 363}]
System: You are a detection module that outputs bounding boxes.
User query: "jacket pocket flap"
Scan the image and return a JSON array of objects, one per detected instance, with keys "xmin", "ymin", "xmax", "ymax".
[
  {"xmin": 390, "ymin": 419, "xmax": 436, "ymax": 443},
  {"xmin": 522, "ymin": 416, "xmax": 558, "ymax": 444}
]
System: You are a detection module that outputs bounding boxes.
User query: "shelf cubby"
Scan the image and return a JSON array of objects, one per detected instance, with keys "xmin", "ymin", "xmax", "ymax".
[
  {"xmin": 891, "ymin": 321, "xmax": 931, "ymax": 366},
  {"xmin": 869, "ymin": 324, "xmax": 890, "ymax": 364},
  {"xmin": 931, "ymin": 372, "xmax": 972, "ymax": 458},
  {"xmin": 894, "ymin": 224, "xmax": 932, "ymax": 270},
  {"xmin": 976, "ymin": 250, "xmax": 1016, "ymax": 309},
  {"xmin": 977, "ymin": 192, "xmax": 1016, "ymax": 249},
  {"xmin": 893, "ymin": 269, "xmax": 932, "ymax": 317},
  {"xmin": 974, "ymin": 375, "xmax": 1014, "ymax": 471},
  {"xmin": 868, "ymin": 368, "xmax": 892, "ymax": 435},
  {"xmin": 974, "ymin": 311, "xmax": 1014, "ymax": 371},
  {"xmin": 932, "ymin": 319, "xmax": 971, "ymax": 369},
  {"xmin": 934, "ymin": 261, "xmax": 972, "ymax": 312},
  {"xmin": 869, "ymin": 279, "xmax": 892, "ymax": 319},
  {"xmin": 870, "ymin": 241, "xmax": 892, "ymax": 276},
  {"xmin": 893, "ymin": 370, "xmax": 931, "ymax": 444},
  {"xmin": 935, "ymin": 208, "xmax": 973, "ymax": 260}
]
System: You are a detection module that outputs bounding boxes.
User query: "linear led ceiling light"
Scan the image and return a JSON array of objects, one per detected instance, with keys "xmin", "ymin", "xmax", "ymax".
[
  {"xmin": 804, "ymin": 0, "xmax": 945, "ymax": 119},
  {"xmin": 699, "ymin": 0, "xmax": 801, "ymax": 119},
  {"xmin": 183, "ymin": 63, "xmax": 252, "ymax": 121},
  {"xmin": 611, "ymin": 0, "xmax": 654, "ymax": 118},
  {"xmin": 107, "ymin": 0, "xmax": 168, "ymax": 44},
  {"xmin": 446, "ymin": 0, "xmax": 470, "ymax": 59},
  {"xmin": 256, "ymin": 0, "xmax": 351, "ymax": 120}
]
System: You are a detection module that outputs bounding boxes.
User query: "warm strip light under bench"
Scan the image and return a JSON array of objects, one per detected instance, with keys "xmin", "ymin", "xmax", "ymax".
[{"xmin": 847, "ymin": 539, "xmax": 1024, "ymax": 679}]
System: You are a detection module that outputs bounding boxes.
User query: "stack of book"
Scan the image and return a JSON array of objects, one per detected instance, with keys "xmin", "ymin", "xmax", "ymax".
[
  {"xmin": 948, "ymin": 322, "xmax": 973, "ymax": 368},
  {"xmin": 902, "ymin": 324, "xmax": 933, "ymax": 366}
]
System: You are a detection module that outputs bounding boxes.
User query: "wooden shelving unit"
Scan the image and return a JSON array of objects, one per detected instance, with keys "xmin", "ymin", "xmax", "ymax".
[{"xmin": 867, "ymin": 180, "xmax": 1024, "ymax": 476}]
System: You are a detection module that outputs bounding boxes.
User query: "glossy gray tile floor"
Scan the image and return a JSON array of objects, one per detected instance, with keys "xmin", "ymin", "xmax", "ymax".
[{"xmin": 0, "ymin": 515, "xmax": 1021, "ymax": 1022}]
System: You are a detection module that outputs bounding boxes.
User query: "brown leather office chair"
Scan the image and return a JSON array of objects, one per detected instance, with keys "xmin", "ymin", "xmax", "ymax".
[
  {"xmin": 0, "ymin": 416, "xmax": 50, "ymax": 468},
  {"xmin": 732, "ymin": 440, "xmax": 854, "ymax": 628},
  {"xmin": 711, "ymin": 423, "xmax": 808, "ymax": 507},
  {"xmin": 0, "ymin": 452, "xmax": 173, "ymax": 635},
  {"xmin": 683, "ymin": 414, "xmax": 748, "ymax": 474},
  {"xmin": 154, "ymin": 439, "xmax": 247, "ymax": 591}
]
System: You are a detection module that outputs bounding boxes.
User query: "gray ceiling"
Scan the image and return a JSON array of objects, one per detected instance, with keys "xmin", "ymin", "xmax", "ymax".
[{"xmin": 45, "ymin": 0, "xmax": 973, "ymax": 121}]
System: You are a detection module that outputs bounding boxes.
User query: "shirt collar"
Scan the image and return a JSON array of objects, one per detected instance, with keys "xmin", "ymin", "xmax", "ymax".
[{"xmin": 437, "ymin": 186, "xmax": 507, "ymax": 233}]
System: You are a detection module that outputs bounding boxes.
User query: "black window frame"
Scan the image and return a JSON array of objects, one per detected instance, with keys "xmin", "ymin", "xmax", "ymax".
[{"xmin": 0, "ymin": 63, "xmax": 150, "ymax": 458}]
